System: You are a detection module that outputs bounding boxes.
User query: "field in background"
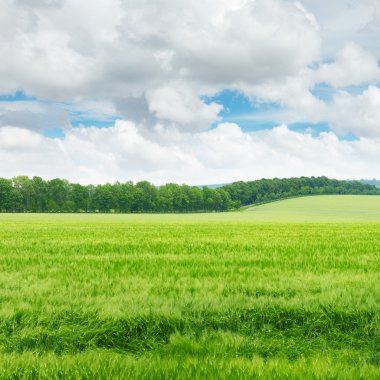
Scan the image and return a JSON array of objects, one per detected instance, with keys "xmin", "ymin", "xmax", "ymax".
[
  {"xmin": 244, "ymin": 194, "xmax": 380, "ymax": 221},
  {"xmin": 0, "ymin": 196, "xmax": 379, "ymax": 378},
  {"xmin": 3, "ymin": 194, "xmax": 380, "ymax": 223}
]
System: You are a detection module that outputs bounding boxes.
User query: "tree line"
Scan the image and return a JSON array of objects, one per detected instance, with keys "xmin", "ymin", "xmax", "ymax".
[
  {"xmin": 222, "ymin": 176, "xmax": 380, "ymax": 207},
  {"xmin": 0, "ymin": 176, "xmax": 378, "ymax": 213},
  {"xmin": 0, "ymin": 177, "xmax": 232, "ymax": 213}
]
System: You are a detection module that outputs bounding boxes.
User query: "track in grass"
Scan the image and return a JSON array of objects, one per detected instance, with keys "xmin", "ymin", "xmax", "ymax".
[{"xmin": 0, "ymin": 195, "xmax": 379, "ymax": 378}]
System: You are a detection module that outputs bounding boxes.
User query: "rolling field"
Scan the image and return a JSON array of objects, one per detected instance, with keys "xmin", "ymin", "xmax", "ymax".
[
  {"xmin": 244, "ymin": 195, "xmax": 380, "ymax": 221},
  {"xmin": 0, "ymin": 196, "xmax": 380, "ymax": 379}
]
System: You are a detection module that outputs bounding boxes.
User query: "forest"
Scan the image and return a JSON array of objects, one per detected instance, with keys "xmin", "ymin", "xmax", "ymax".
[{"xmin": 0, "ymin": 176, "xmax": 378, "ymax": 213}]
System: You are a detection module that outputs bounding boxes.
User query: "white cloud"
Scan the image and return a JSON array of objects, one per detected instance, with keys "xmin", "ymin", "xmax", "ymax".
[
  {"xmin": 0, "ymin": 0, "xmax": 326, "ymax": 140},
  {"xmin": 315, "ymin": 42, "xmax": 380, "ymax": 87},
  {"xmin": 244, "ymin": 71, "xmax": 328, "ymax": 124},
  {"xmin": 1, "ymin": 0, "xmax": 380, "ymax": 182},
  {"xmin": 0, "ymin": 127, "xmax": 44, "ymax": 150},
  {"xmin": 0, "ymin": 0, "xmax": 320, "ymax": 102},
  {"xmin": 146, "ymin": 83, "xmax": 223, "ymax": 131},
  {"xmin": 233, "ymin": 40, "xmax": 380, "ymax": 132},
  {"xmin": 329, "ymin": 86, "xmax": 380, "ymax": 138},
  {"xmin": 1, "ymin": 121, "xmax": 379, "ymax": 184},
  {"xmin": 0, "ymin": 101, "xmax": 68, "ymax": 131},
  {"xmin": 297, "ymin": 0, "xmax": 380, "ymax": 58}
]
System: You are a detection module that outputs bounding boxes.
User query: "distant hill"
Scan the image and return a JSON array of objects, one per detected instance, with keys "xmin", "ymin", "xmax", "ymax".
[
  {"xmin": 360, "ymin": 179, "xmax": 380, "ymax": 188},
  {"xmin": 207, "ymin": 179, "xmax": 380, "ymax": 190},
  {"xmin": 221, "ymin": 177, "xmax": 380, "ymax": 207},
  {"xmin": 203, "ymin": 183, "xmax": 230, "ymax": 189}
]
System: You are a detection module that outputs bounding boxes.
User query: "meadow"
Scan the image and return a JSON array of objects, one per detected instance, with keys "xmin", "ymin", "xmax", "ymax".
[{"xmin": 0, "ymin": 195, "xmax": 379, "ymax": 379}]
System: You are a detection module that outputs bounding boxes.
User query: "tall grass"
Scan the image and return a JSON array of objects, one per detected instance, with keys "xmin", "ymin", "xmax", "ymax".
[{"xmin": 0, "ymin": 213, "xmax": 379, "ymax": 378}]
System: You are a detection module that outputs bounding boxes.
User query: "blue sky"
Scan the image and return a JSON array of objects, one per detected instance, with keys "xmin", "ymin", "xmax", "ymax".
[
  {"xmin": 0, "ymin": 86, "xmax": 359, "ymax": 139},
  {"xmin": 206, "ymin": 89, "xmax": 338, "ymax": 137},
  {"xmin": 0, "ymin": 0, "xmax": 380, "ymax": 184}
]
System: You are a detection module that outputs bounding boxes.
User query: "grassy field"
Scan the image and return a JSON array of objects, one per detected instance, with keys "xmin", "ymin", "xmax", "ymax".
[
  {"xmin": 0, "ymin": 195, "xmax": 379, "ymax": 379},
  {"xmin": 244, "ymin": 195, "xmax": 380, "ymax": 221}
]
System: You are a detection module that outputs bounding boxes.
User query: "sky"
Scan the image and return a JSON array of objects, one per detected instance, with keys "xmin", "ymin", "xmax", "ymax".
[{"xmin": 1, "ymin": 0, "xmax": 380, "ymax": 185}]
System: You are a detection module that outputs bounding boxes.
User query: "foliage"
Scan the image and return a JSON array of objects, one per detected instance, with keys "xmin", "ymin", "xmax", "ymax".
[
  {"xmin": 0, "ymin": 176, "xmax": 379, "ymax": 213},
  {"xmin": 0, "ymin": 177, "xmax": 233, "ymax": 213},
  {"xmin": 223, "ymin": 176, "xmax": 380, "ymax": 207}
]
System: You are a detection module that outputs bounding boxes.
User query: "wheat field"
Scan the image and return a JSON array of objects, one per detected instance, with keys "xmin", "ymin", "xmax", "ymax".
[{"xmin": 0, "ymin": 196, "xmax": 379, "ymax": 379}]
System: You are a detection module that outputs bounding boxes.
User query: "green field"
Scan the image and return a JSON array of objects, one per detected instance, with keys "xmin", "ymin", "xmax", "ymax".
[
  {"xmin": 0, "ymin": 195, "xmax": 379, "ymax": 379},
  {"xmin": 244, "ymin": 195, "xmax": 380, "ymax": 221}
]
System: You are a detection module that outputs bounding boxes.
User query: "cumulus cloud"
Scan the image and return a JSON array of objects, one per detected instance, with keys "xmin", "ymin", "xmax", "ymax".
[
  {"xmin": 0, "ymin": 0, "xmax": 325, "ymax": 141},
  {"xmin": 0, "ymin": 101, "xmax": 69, "ymax": 131},
  {"xmin": 329, "ymin": 86, "xmax": 380, "ymax": 138},
  {"xmin": 315, "ymin": 42, "xmax": 380, "ymax": 87},
  {"xmin": 0, "ymin": 121, "xmax": 379, "ymax": 184},
  {"xmin": 238, "ymin": 42, "xmax": 380, "ymax": 129},
  {"xmin": 145, "ymin": 83, "xmax": 223, "ymax": 131},
  {"xmin": 245, "ymin": 72, "xmax": 328, "ymax": 124},
  {"xmin": 0, "ymin": 126, "xmax": 44, "ymax": 150},
  {"xmin": 298, "ymin": 0, "xmax": 380, "ymax": 58},
  {"xmin": 1, "ymin": 0, "xmax": 380, "ymax": 182},
  {"xmin": 0, "ymin": 0, "xmax": 320, "ymax": 109}
]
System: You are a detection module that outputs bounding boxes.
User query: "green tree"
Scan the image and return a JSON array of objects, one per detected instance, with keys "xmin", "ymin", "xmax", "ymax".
[{"xmin": 0, "ymin": 178, "xmax": 13, "ymax": 212}]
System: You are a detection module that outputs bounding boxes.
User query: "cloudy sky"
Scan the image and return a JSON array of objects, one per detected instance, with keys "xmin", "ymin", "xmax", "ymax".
[{"xmin": 1, "ymin": 0, "xmax": 380, "ymax": 184}]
